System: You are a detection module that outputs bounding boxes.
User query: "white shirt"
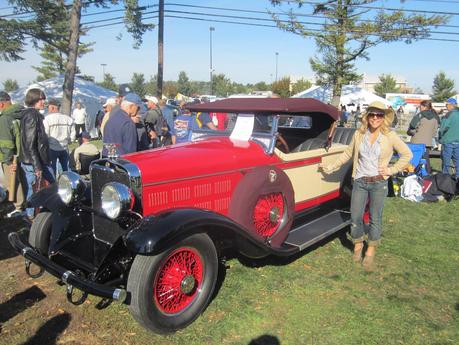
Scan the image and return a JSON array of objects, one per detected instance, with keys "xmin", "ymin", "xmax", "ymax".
[
  {"xmin": 72, "ymin": 107, "xmax": 87, "ymax": 124},
  {"xmin": 43, "ymin": 112, "xmax": 75, "ymax": 151}
]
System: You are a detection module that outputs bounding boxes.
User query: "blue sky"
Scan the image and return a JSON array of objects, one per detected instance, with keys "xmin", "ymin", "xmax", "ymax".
[{"xmin": 1, "ymin": 0, "xmax": 458, "ymax": 94}]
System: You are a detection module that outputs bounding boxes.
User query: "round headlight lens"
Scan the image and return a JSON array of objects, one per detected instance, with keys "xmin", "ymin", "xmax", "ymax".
[
  {"xmin": 58, "ymin": 172, "xmax": 84, "ymax": 205},
  {"xmin": 101, "ymin": 182, "xmax": 132, "ymax": 219}
]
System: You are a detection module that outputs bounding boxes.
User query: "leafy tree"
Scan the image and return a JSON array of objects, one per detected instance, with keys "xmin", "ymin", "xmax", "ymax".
[
  {"xmin": 271, "ymin": 77, "xmax": 291, "ymax": 98},
  {"xmin": 270, "ymin": 0, "xmax": 448, "ymax": 106},
  {"xmin": 212, "ymin": 74, "xmax": 233, "ymax": 97},
  {"xmin": 163, "ymin": 81, "xmax": 178, "ymax": 99},
  {"xmin": 130, "ymin": 73, "xmax": 146, "ymax": 98},
  {"xmin": 232, "ymin": 82, "xmax": 248, "ymax": 95},
  {"xmin": 177, "ymin": 71, "xmax": 192, "ymax": 96},
  {"xmin": 431, "ymin": 72, "xmax": 456, "ymax": 102},
  {"xmin": 190, "ymin": 81, "xmax": 209, "ymax": 95},
  {"xmin": 291, "ymin": 78, "xmax": 312, "ymax": 96},
  {"xmin": 374, "ymin": 74, "xmax": 401, "ymax": 98},
  {"xmin": 2, "ymin": 79, "xmax": 19, "ymax": 92},
  {"xmin": 254, "ymin": 81, "xmax": 270, "ymax": 91},
  {"xmin": 98, "ymin": 73, "xmax": 118, "ymax": 92},
  {"xmin": 144, "ymin": 75, "xmax": 157, "ymax": 96}
]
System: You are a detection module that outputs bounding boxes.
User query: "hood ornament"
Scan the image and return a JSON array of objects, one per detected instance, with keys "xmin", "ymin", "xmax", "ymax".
[{"xmin": 104, "ymin": 143, "xmax": 120, "ymax": 159}]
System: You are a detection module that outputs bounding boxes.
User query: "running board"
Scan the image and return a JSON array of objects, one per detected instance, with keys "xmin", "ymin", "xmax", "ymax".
[{"xmin": 284, "ymin": 210, "xmax": 351, "ymax": 251}]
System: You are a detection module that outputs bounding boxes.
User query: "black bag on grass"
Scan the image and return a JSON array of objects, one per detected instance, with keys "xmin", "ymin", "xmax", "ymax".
[{"xmin": 422, "ymin": 173, "xmax": 457, "ymax": 202}]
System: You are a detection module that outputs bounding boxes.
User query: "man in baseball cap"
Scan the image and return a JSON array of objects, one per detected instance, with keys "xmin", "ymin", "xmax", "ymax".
[
  {"xmin": 439, "ymin": 97, "xmax": 459, "ymax": 179},
  {"xmin": 0, "ymin": 90, "xmax": 11, "ymax": 103},
  {"xmin": 102, "ymin": 93, "xmax": 141, "ymax": 156}
]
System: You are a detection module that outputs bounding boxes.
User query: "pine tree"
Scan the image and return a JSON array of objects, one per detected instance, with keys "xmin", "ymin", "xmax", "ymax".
[
  {"xmin": 374, "ymin": 74, "xmax": 401, "ymax": 98},
  {"xmin": 2, "ymin": 79, "xmax": 19, "ymax": 92},
  {"xmin": 270, "ymin": 0, "xmax": 448, "ymax": 106},
  {"xmin": 98, "ymin": 73, "xmax": 118, "ymax": 92},
  {"xmin": 177, "ymin": 71, "xmax": 192, "ymax": 96},
  {"xmin": 130, "ymin": 73, "xmax": 146, "ymax": 98},
  {"xmin": 431, "ymin": 72, "xmax": 456, "ymax": 102},
  {"xmin": 33, "ymin": 41, "xmax": 93, "ymax": 82}
]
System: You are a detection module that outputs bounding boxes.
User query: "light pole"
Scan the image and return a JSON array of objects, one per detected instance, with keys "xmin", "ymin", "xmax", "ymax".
[
  {"xmin": 209, "ymin": 26, "xmax": 215, "ymax": 95},
  {"xmin": 100, "ymin": 63, "xmax": 107, "ymax": 80},
  {"xmin": 275, "ymin": 52, "xmax": 279, "ymax": 82}
]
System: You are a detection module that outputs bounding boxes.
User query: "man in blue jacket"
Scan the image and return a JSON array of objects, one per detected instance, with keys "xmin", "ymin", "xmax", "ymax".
[
  {"xmin": 102, "ymin": 93, "xmax": 141, "ymax": 157},
  {"xmin": 440, "ymin": 97, "xmax": 459, "ymax": 179}
]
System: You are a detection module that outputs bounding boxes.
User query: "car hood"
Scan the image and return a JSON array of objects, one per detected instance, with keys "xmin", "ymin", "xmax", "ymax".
[{"xmin": 124, "ymin": 137, "xmax": 281, "ymax": 186}]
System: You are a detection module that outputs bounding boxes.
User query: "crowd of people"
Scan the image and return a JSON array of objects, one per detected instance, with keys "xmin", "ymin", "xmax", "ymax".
[{"xmin": 0, "ymin": 87, "xmax": 229, "ymax": 220}]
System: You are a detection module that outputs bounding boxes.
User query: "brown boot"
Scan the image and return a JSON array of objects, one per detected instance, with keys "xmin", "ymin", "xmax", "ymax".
[
  {"xmin": 352, "ymin": 243, "xmax": 364, "ymax": 263},
  {"xmin": 362, "ymin": 246, "xmax": 376, "ymax": 271}
]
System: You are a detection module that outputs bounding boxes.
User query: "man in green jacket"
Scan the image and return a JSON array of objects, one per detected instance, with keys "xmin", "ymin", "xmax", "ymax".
[
  {"xmin": 439, "ymin": 97, "xmax": 459, "ymax": 179},
  {"xmin": 0, "ymin": 91, "xmax": 25, "ymax": 217}
]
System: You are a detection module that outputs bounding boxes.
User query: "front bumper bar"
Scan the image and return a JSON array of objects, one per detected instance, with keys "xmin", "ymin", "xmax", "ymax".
[{"xmin": 8, "ymin": 232, "xmax": 127, "ymax": 303}]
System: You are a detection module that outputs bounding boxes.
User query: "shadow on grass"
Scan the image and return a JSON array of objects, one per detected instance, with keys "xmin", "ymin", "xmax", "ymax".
[
  {"xmin": 248, "ymin": 334, "xmax": 280, "ymax": 345},
  {"xmin": 20, "ymin": 313, "xmax": 71, "ymax": 345},
  {"xmin": 455, "ymin": 302, "xmax": 459, "ymax": 312},
  {"xmin": 0, "ymin": 209, "xmax": 30, "ymax": 261},
  {"xmin": 0, "ymin": 286, "xmax": 46, "ymax": 331},
  {"xmin": 235, "ymin": 227, "xmax": 352, "ymax": 268},
  {"xmin": 209, "ymin": 260, "xmax": 227, "ymax": 305}
]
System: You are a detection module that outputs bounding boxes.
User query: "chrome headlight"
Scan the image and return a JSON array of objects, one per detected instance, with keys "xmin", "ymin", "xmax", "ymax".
[
  {"xmin": 101, "ymin": 182, "xmax": 132, "ymax": 219},
  {"xmin": 57, "ymin": 172, "xmax": 86, "ymax": 205}
]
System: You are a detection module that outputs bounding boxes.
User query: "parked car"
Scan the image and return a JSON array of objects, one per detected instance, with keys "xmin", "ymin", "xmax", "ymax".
[{"xmin": 9, "ymin": 98, "xmax": 355, "ymax": 334}]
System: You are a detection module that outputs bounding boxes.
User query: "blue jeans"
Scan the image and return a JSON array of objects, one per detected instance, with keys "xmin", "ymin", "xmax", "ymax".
[
  {"xmin": 441, "ymin": 142, "xmax": 459, "ymax": 179},
  {"xmin": 350, "ymin": 178, "xmax": 388, "ymax": 246},
  {"xmin": 21, "ymin": 163, "xmax": 55, "ymax": 218},
  {"xmin": 49, "ymin": 149, "xmax": 69, "ymax": 176}
]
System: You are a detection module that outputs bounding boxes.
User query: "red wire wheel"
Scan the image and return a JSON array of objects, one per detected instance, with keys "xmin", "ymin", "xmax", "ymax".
[
  {"xmin": 252, "ymin": 192, "xmax": 284, "ymax": 237},
  {"xmin": 154, "ymin": 247, "xmax": 203, "ymax": 314}
]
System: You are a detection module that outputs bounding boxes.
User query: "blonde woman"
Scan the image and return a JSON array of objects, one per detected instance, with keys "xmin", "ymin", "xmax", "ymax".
[{"xmin": 320, "ymin": 101, "xmax": 412, "ymax": 269}]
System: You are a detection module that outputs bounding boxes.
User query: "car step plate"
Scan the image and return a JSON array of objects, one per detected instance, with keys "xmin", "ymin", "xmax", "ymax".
[{"xmin": 284, "ymin": 210, "xmax": 351, "ymax": 251}]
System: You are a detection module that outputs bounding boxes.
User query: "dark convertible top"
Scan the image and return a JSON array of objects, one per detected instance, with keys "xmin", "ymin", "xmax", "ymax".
[{"xmin": 186, "ymin": 98, "xmax": 340, "ymax": 121}]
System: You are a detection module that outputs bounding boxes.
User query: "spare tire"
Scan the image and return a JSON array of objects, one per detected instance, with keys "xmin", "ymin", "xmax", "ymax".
[{"xmin": 228, "ymin": 166, "xmax": 295, "ymax": 248}]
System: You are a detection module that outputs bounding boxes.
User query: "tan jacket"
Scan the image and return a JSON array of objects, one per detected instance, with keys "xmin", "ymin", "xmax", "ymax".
[
  {"xmin": 410, "ymin": 117, "xmax": 438, "ymax": 147},
  {"xmin": 323, "ymin": 130, "xmax": 413, "ymax": 179}
]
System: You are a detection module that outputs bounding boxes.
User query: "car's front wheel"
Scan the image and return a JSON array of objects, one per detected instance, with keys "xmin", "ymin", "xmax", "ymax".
[
  {"xmin": 28, "ymin": 212, "xmax": 52, "ymax": 255},
  {"xmin": 127, "ymin": 233, "xmax": 218, "ymax": 334}
]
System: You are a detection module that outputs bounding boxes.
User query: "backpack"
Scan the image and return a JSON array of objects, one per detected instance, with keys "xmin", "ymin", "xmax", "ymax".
[{"xmin": 422, "ymin": 173, "xmax": 457, "ymax": 202}]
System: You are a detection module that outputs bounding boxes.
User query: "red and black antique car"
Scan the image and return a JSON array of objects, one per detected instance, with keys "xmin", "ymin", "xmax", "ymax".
[{"xmin": 9, "ymin": 98, "xmax": 355, "ymax": 333}]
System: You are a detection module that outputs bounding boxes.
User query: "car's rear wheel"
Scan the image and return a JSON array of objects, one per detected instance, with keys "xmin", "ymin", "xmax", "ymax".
[
  {"xmin": 127, "ymin": 233, "xmax": 218, "ymax": 334},
  {"xmin": 28, "ymin": 212, "xmax": 52, "ymax": 255}
]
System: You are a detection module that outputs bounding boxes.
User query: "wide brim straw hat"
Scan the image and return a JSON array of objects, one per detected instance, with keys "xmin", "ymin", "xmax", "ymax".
[{"xmin": 364, "ymin": 101, "xmax": 394, "ymax": 126}]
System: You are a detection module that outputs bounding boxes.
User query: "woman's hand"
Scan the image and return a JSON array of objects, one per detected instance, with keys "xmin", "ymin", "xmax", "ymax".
[{"xmin": 378, "ymin": 166, "xmax": 391, "ymax": 176}]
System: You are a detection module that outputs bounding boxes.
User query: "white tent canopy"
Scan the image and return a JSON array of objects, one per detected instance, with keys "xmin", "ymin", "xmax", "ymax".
[
  {"xmin": 292, "ymin": 85, "xmax": 391, "ymax": 110},
  {"xmin": 10, "ymin": 75, "xmax": 117, "ymax": 137}
]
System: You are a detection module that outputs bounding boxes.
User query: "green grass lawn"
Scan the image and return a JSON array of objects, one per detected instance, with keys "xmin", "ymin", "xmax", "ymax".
[{"xmin": 1, "ymin": 159, "xmax": 458, "ymax": 345}]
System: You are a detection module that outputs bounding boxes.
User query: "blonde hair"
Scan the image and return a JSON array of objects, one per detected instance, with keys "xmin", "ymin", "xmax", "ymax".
[{"xmin": 358, "ymin": 111, "xmax": 392, "ymax": 135}]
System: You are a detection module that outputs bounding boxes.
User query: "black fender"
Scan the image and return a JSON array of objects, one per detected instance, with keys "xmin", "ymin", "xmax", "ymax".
[
  {"xmin": 124, "ymin": 208, "xmax": 279, "ymax": 257},
  {"xmin": 27, "ymin": 184, "xmax": 64, "ymax": 212}
]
